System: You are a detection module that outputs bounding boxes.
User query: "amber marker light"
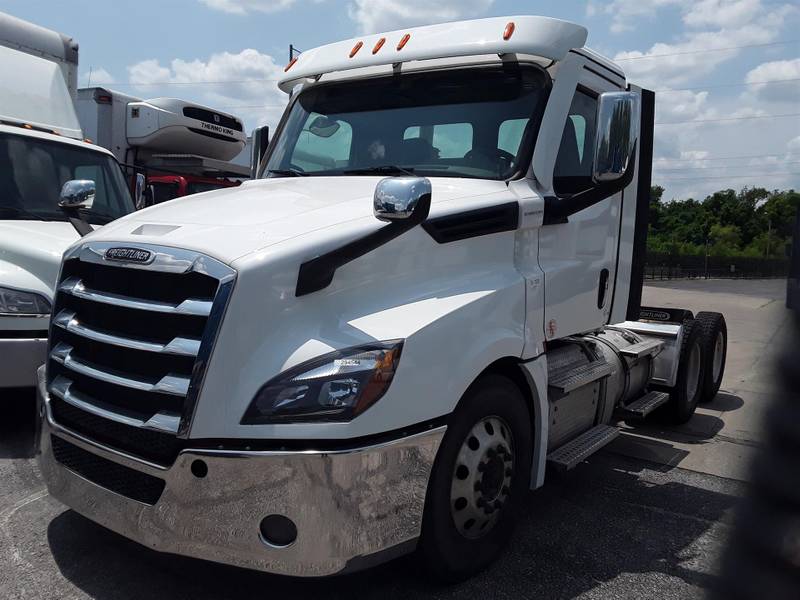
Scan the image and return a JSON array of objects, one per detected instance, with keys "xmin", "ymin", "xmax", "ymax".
[
  {"xmin": 372, "ymin": 37, "xmax": 386, "ymax": 54},
  {"xmin": 350, "ymin": 41, "xmax": 364, "ymax": 58},
  {"xmin": 397, "ymin": 33, "xmax": 411, "ymax": 51},
  {"xmin": 284, "ymin": 57, "xmax": 298, "ymax": 72},
  {"xmin": 503, "ymin": 21, "xmax": 516, "ymax": 40}
]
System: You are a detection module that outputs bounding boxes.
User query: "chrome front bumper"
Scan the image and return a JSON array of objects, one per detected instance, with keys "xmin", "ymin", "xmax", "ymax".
[
  {"xmin": 1, "ymin": 337, "xmax": 47, "ymax": 388},
  {"xmin": 36, "ymin": 371, "xmax": 445, "ymax": 576}
]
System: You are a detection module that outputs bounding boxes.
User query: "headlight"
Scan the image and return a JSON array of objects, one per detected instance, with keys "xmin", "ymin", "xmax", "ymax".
[
  {"xmin": 242, "ymin": 340, "xmax": 403, "ymax": 424},
  {"xmin": 0, "ymin": 286, "xmax": 52, "ymax": 315}
]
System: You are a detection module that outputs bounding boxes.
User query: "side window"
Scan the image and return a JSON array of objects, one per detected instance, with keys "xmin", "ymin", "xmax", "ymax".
[
  {"xmin": 290, "ymin": 113, "xmax": 352, "ymax": 172},
  {"xmin": 403, "ymin": 123, "xmax": 473, "ymax": 159},
  {"xmin": 554, "ymin": 89, "xmax": 598, "ymax": 196},
  {"xmin": 498, "ymin": 118, "xmax": 527, "ymax": 156}
]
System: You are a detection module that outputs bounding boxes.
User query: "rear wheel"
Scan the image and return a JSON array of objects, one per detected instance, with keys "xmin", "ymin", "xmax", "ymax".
[
  {"xmin": 418, "ymin": 374, "xmax": 532, "ymax": 582},
  {"xmin": 660, "ymin": 318, "xmax": 705, "ymax": 424},
  {"xmin": 695, "ymin": 311, "xmax": 727, "ymax": 403}
]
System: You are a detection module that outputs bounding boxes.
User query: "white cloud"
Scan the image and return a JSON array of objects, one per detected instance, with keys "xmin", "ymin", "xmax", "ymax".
[
  {"xmin": 127, "ymin": 49, "xmax": 289, "ymax": 131},
  {"xmin": 348, "ymin": 0, "xmax": 494, "ymax": 34},
  {"xmin": 83, "ymin": 67, "xmax": 115, "ymax": 86},
  {"xmin": 586, "ymin": 0, "xmax": 683, "ymax": 34},
  {"xmin": 198, "ymin": 0, "xmax": 295, "ymax": 14},
  {"xmin": 681, "ymin": 0, "xmax": 763, "ymax": 29},
  {"xmin": 744, "ymin": 58, "xmax": 800, "ymax": 103}
]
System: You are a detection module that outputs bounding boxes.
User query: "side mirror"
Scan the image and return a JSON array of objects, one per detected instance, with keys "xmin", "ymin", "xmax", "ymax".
[
  {"xmin": 250, "ymin": 125, "xmax": 270, "ymax": 179},
  {"xmin": 59, "ymin": 180, "xmax": 96, "ymax": 210},
  {"xmin": 134, "ymin": 173, "xmax": 147, "ymax": 209},
  {"xmin": 373, "ymin": 176, "xmax": 432, "ymax": 223},
  {"xmin": 592, "ymin": 91, "xmax": 640, "ymax": 184}
]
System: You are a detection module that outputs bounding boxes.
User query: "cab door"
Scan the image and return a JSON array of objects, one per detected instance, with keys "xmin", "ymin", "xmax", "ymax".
[{"xmin": 537, "ymin": 70, "xmax": 624, "ymax": 340}]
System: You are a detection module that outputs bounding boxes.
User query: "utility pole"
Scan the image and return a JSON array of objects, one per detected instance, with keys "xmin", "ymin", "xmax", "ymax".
[{"xmin": 765, "ymin": 218, "xmax": 772, "ymax": 258}]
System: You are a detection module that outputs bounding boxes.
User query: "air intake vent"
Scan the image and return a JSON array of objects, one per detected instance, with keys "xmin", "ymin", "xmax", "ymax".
[
  {"xmin": 183, "ymin": 107, "xmax": 243, "ymax": 132},
  {"xmin": 423, "ymin": 202, "xmax": 519, "ymax": 244}
]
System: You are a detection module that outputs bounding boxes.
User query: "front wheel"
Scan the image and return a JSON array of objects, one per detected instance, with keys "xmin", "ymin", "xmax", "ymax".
[{"xmin": 418, "ymin": 374, "xmax": 532, "ymax": 582}]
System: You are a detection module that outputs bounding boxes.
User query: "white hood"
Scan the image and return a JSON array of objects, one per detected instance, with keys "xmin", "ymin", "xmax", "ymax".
[
  {"xmin": 85, "ymin": 176, "xmax": 514, "ymax": 265},
  {"xmin": 0, "ymin": 221, "xmax": 79, "ymax": 299}
]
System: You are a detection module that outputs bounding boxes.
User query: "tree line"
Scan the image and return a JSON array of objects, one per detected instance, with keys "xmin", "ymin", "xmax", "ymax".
[{"xmin": 647, "ymin": 186, "xmax": 799, "ymax": 258}]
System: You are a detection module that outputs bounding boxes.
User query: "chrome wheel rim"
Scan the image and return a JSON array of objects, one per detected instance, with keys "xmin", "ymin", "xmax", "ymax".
[
  {"xmin": 686, "ymin": 341, "xmax": 702, "ymax": 401},
  {"xmin": 712, "ymin": 331, "xmax": 724, "ymax": 383},
  {"xmin": 450, "ymin": 416, "xmax": 514, "ymax": 539}
]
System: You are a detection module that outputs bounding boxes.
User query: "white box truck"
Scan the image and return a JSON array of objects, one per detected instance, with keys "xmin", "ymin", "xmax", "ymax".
[
  {"xmin": 37, "ymin": 16, "xmax": 729, "ymax": 581},
  {"xmin": 0, "ymin": 14, "xmax": 135, "ymax": 391}
]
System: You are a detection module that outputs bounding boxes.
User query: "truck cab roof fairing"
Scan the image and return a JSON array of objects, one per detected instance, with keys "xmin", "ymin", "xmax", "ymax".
[{"xmin": 277, "ymin": 15, "xmax": 588, "ymax": 93}]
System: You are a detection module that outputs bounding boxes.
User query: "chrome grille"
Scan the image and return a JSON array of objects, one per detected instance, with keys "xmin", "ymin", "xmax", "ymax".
[{"xmin": 46, "ymin": 242, "xmax": 235, "ymax": 465}]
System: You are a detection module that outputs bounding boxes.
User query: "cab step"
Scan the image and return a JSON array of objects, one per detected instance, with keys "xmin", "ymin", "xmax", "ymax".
[
  {"xmin": 548, "ymin": 361, "xmax": 614, "ymax": 394},
  {"xmin": 616, "ymin": 390, "xmax": 670, "ymax": 419},
  {"xmin": 546, "ymin": 424, "xmax": 620, "ymax": 471},
  {"xmin": 619, "ymin": 338, "xmax": 663, "ymax": 359}
]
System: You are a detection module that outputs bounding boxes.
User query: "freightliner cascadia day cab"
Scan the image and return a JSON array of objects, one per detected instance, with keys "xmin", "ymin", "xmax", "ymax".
[
  {"xmin": 37, "ymin": 16, "xmax": 729, "ymax": 580},
  {"xmin": 0, "ymin": 40, "xmax": 135, "ymax": 391}
]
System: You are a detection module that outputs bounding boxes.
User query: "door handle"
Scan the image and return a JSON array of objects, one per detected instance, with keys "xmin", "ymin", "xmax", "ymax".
[{"xmin": 597, "ymin": 268, "xmax": 610, "ymax": 309}]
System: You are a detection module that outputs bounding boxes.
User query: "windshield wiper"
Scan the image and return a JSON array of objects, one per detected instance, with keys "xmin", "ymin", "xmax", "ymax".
[
  {"xmin": 342, "ymin": 165, "xmax": 416, "ymax": 176},
  {"xmin": 0, "ymin": 206, "xmax": 49, "ymax": 221},
  {"xmin": 267, "ymin": 168, "xmax": 309, "ymax": 177}
]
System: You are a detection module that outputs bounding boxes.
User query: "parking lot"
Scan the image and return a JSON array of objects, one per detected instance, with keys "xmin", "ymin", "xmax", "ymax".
[{"xmin": 1, "ymin": 278, "xmax": 790, "ymax": 599}]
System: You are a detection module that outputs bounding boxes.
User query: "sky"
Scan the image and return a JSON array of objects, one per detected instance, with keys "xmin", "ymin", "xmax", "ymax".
[{"xmin": 2, "ymin": 0, "xmax": 798, "ymax": 202}]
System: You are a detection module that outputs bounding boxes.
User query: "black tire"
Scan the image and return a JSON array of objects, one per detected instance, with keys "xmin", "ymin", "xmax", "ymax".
[
  {"xmin": 695, "ymin": 311, "xmax": 727, "ymax": 403},
  {"xmin": 418, "ymin": 374, "xmax": 532, "ymax": 582},
  {"xmin": 659, "ymin": 318, "xmax": 705, "ymax": 424}
]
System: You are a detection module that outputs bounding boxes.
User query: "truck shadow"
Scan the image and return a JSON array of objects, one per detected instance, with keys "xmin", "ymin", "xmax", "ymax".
[
  {"xmin": 46, "ymin": 452, "xmax": 743, "ymax": 600},
  {"xmin": 0, "ymin": 388, "xmax": 37, "ymax": 459}
]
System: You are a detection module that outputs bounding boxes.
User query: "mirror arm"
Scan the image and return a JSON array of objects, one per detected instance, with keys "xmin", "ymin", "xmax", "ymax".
[
  {"xmin": 295, "ymin": 193, "xmax": 430, "ymax": 297},
  {"xmin": 60, "ymin": 207, "xmax": 94, "ymax": 237},
  {"xmin": 542, "ymin": 148, "xmax": 637, "ymax": 226}
]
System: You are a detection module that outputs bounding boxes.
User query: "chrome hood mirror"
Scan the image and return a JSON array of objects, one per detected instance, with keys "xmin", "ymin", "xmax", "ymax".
[
  {"xmin": 592, "ymin": 91, "xmax": 640, "ymax": 184},
  {"xmin": 59, "ymin": 179, "xmax": 96, "ymax": 210},
  {"xmin": 373, "ymin": 176, "xmax": 432, "ymax": 222}
]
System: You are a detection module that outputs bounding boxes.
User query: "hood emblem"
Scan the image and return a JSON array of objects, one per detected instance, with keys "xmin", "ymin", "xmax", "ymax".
[{"xmin": 104, "ymin": 247, "xmax": 153, "ymax": 264}]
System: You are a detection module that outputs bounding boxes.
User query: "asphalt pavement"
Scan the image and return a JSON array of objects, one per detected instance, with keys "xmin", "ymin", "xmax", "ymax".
[{"xmin": 0, "ymin": 278, "xmax": 790, "ymax": 599}]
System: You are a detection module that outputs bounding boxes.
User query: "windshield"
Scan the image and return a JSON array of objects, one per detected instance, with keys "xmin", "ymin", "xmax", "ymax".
[
  {"xmin": 263, "ymin": 65, "xmax": 549, "ymax": 181},
  {"xmin": 0, "ymin": 131, "xmax": 135, "ymax": 224}
]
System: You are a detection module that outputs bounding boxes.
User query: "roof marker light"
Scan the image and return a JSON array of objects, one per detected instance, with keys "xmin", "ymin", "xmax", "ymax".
[
  {"xmin": 350, "ymin": 41, "xmax": 364, "ymax": 58},
  {"xmin": 503, "ymin": 21, "xmax": 515, "ymax": 40},
  {"xmin": 372, "ymin": 37, "xmax": 386, "ymax": 54},
  {"xmin": 397, "ymin": 33, "xmax": 411, "ymax": 51},
  {"xmin": 284, "ymin": 57, "xmax": 298, "ymax": 72}
]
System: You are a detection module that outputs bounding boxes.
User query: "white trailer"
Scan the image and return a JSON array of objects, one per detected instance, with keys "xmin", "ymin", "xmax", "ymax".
[
  {"xmin": 0, "ymin": 11, "xmax": 79, "ymax": 100},
  {"xmin": 77, "ymin": 88, "xmax": 249, "ymax": 203},
  {"xmin": 38, "ymin": 16, "xmax": 728, "ymax": 581}
]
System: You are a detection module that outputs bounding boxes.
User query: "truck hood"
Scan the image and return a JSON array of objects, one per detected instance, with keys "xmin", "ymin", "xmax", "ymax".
[
  {"xmin": 0, "ymin": 221, "xmax": 80, "ymax": 299},
  {"xmin": 86, "ymin": 176, "xmax": 514, "ymax": 264}
]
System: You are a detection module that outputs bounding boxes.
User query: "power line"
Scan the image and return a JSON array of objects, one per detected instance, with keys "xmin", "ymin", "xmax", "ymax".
[
  {"xmin": 656, "ymin": 77, "xmax": 800, "ymax": 93},
  {"xmin": 90, "ymin": 78, "xmax": 281, "ymax": 86},
  {"xmin": 614, "ymin": 39, "xmax": 799, "ymax": 61},
  {"xmin": 655, "ymin": 172, "xmax": 800, "ymax": 181},
  {"xmin": 655, "ymin": 161, "xmax": 800, "ymax": 172},
  {"xmin": 655, "ymin": 153, "xmax": 789, "ymax": 162},
  {"xmin": 656, "ymin": 113, "xmax": 800, "ymax": 125}
]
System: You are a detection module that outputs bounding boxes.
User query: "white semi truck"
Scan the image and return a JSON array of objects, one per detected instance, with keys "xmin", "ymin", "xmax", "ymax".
[
  {"xmin": 0, "ymin": 14, "xmax": 135, "ymax": 391},
  {"xmin": 38, "ymin": 16, "xmax": 729, "ymax": 581}
]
